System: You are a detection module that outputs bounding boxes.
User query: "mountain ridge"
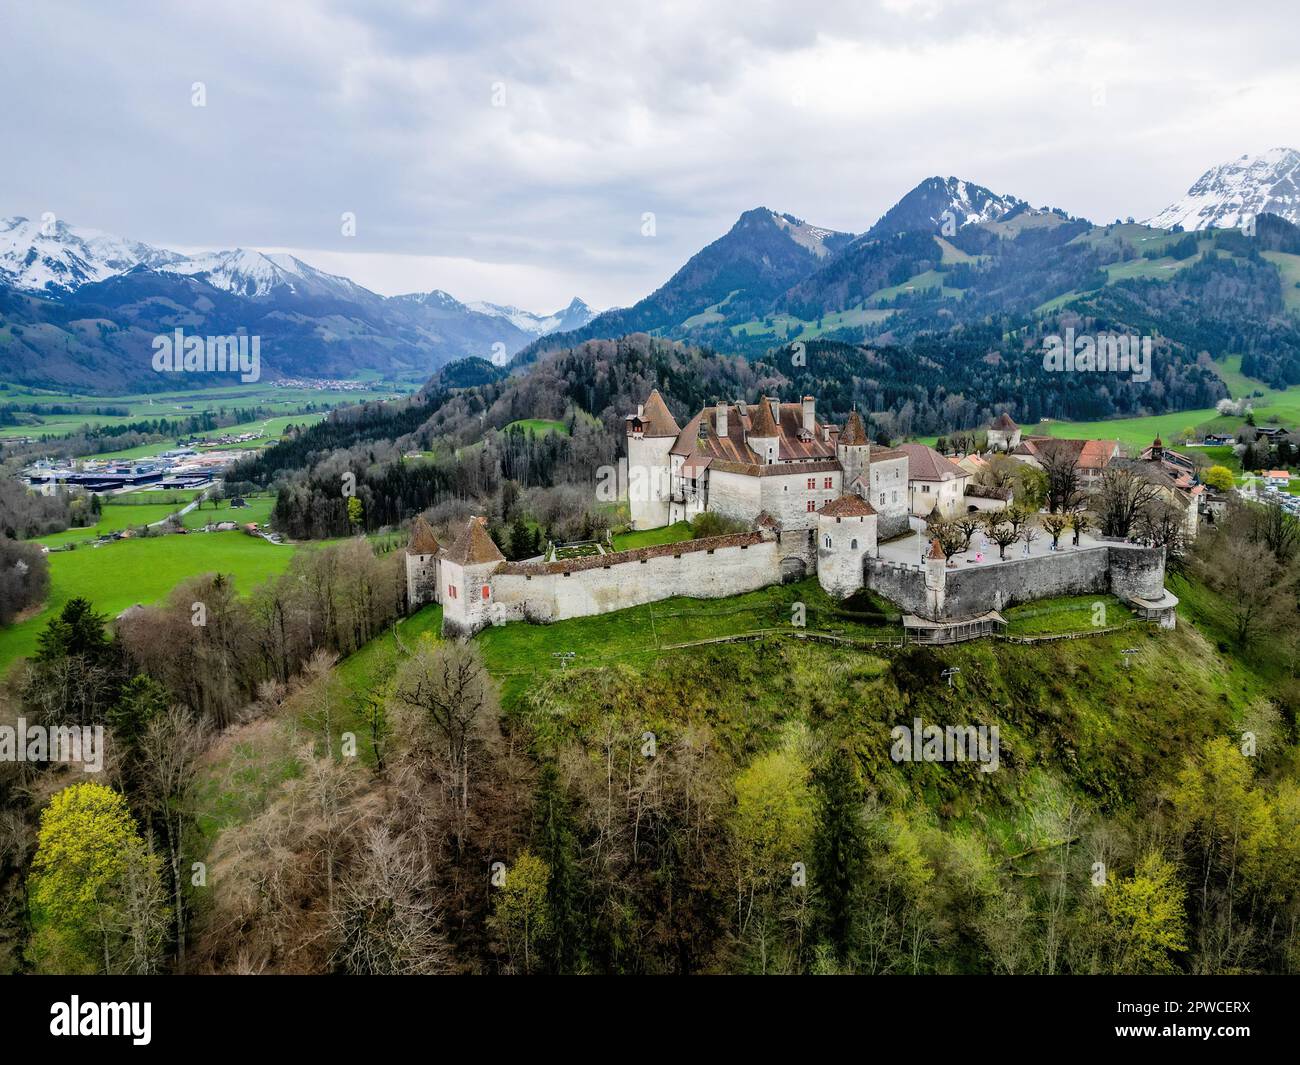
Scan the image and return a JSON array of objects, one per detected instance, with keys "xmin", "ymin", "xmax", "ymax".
[{"xmin": 1147, "ymin": 147, "xmax": 1300, "ymax": 230}]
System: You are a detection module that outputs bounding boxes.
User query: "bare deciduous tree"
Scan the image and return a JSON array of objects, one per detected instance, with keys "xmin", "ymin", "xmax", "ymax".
[
  {"xmin": 136, "ymin": 706, "xmax": 207, "ymax": 969},
  {"xmin": 331, "ymin": 826, "xmax": 449, "ymax": 975},
  {"xmin": 1039, "ymin": 447, "xmax": 1084, "ymax": 513},
  {"xmin": 1093, "ymin": 467, "xmax": 1160, "ymax": 538},
  {"xmin": 1041, "ymin": 512, "xmax": 1070, "ymax": 549},
  {"xmin": 391, "ymin": 640, "xmax": 499, "ymax": 836}
]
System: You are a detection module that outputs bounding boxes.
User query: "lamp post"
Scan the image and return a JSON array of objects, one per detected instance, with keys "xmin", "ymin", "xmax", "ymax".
[{"xmin": 940, "ymin": 667, "xmax": 961, "ymax": 688}]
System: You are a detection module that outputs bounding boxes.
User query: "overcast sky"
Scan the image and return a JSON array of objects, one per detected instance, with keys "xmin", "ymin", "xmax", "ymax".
[{"xmin": 3, "ymin": 1, "xmax": 1298, "ymax": 311}]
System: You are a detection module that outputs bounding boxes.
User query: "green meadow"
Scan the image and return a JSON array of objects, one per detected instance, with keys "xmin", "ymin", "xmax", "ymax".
[
  {"xmin": 181, "ymin": 494, "xmax": 276, "ymax": 529},
  {"xmin": 504, "ymin": 418, "xmax": 569, "ymax": 436},
  {"xmin": 35, "ymin": 503, "xmax": 187, "ymax": 548},
  {"xmin": 0, "ymin": 532, "xmax": 296, "ymax": 671},
  {"xmin": 0, "ymin": 378, "xmax": 409, "ymax": 456},
  {"xmin": 921, "ymin": 355, "xmax": 1300, "ymax": 456}
]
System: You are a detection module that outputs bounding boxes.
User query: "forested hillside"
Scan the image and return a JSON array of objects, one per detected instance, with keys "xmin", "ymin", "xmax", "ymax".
[
  {"xmin": 227, "ymin": 330, "xmax": 1225, "ymax": 541},
  {"xmin": 4, "ymin": 502, "xmax": 1297, "ymax": 974}
]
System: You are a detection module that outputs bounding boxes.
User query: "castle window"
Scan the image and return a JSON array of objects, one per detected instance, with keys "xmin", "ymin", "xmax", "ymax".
[
  {"xmin": 806, "ymin": 500, "xmax": 815, "ymax": 512},
  {"xmin": 824, "ymin": 536, "xmax": 832, "ymax": 549},
  {"xmin": 824, "ymin": 477, "xmax": 833, "ymax": 489},
  {"xmin": 851, "ymin": 539, "xmax": 858, "ymax": 550},
  {"xmin": 807, "ymin": 478, "xmax": 815, "ymax": 489},
  {"xmin": 448, "ymin": 585, "xmax": 458, "ymax": 599}
]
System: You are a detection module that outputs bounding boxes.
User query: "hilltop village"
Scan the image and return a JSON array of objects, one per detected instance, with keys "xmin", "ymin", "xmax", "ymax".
[{"xmin": 408, "ymin": 390, "xmax": 1188, "ymax": 640}]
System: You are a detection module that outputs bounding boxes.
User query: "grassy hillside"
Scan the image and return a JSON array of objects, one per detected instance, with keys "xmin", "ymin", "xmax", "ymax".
[{"xmin": 173, "ymin": 545, "xmax": 1300, "ymax": 975}]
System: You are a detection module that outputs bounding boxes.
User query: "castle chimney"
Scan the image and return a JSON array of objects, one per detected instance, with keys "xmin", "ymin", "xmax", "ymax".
[
  {"xmin": 802, "ymin": 395, "xmax": 815, "ymax": 434},
  {"xmin": 716, "ymin": 400, "xmax": 728, "ymax": 438}
]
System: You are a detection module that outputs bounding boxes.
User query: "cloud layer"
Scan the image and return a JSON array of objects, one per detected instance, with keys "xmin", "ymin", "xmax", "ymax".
[{"xmin": 4, "ymin": 0, "xmax": 1298, "ymax": 310}]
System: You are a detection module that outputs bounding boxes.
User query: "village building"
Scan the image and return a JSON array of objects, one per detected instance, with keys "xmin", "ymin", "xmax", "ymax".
[
  {"xmin": 1117, "ymin": 449, "xmax": 1200, "ymax": 541},
  {"xmin": 986, "ymin": 412, "xmax": 1022, "ymax": 452},
  {"xmin": 1139, "ymin": 436, "xmax": 1199, "ymax": 481},
  {"xmin": 1010, "ymin": 436, "xmax": 1120, "ymax": 489},
  {"xmin": 897, "ymin": 443, "xmax": 969, "ymax": 519}
]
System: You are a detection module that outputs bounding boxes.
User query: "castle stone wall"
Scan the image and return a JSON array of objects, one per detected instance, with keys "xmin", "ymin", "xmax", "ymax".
[
  {"xmin": 1107, "ymin": 543, "xmax": 1167, "ymax": 600},
  {"xmin": 868, "ymin": 456, "xmax": 910, "ymax": 538},
  {"xmin": 864, "ymin": 543, "xmax": 1167, "ymax": 620},
  {"xmin": 406, "ymin": 552, "xmax": 438, "ymax": 608},
  {"xmin": 484, "ymin": 538, "xmax": 781, "ymax": 629},
  {"xmin": 759, "ymin": 470, "xmax": 840, "ymax": 531},
  {"xmin": 627, "ymin": 435, "xmax": 674, "ymax": 529},
  {"xmin": 706, "ymin": 469, "xmax": 763, "ymax": 525},
  {"xmin": 864, "ymin": 560, "xmax": 929, "ymax": 614},
  {"xmin": 942, "ymin": 546, "xmax": 1112, "ymax": 617}
]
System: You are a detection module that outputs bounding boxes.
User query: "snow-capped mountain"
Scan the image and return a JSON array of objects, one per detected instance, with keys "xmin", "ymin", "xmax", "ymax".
[
  {"xmin": 466, "ymin": 296, "xmax": 596, "ymax": 338},
  {"xmin": 0, "ymin": 214, "xmax": 565, "ymax": 389},
  {"xmin": 1147, "ymin": 147, "xmax": 1300, "ymax": 231},
  {"xmin": 866, "ymin": 176, "xmax": 1030, "ymax": 239},
  {"xmin": 159, "ymin": 248, "xmax": 379, "ymax": 303},
  {"xmin": 0, "ymin": 215, "xmax": 181, "ymax": 293}
]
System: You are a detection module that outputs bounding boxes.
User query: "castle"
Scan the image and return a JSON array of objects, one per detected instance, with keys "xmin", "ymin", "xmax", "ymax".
[
  {"xmin": 623, "ymin": 391, "xmax": 911, "ymax": 544},
  {"xmin": 406, "ymin": 389, "xmax": 1178, "ymax": 639}
]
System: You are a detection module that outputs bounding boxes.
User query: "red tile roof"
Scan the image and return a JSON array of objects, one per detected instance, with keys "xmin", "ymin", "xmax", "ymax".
[
  {"xmin": 407, "ymin": 515, "xmax": 440, "ymax": 555},
  {"xmin": 443, "ymin": 516, "xmax": 505, "ymax": 566},
  {"xmin": 898, "ymin": 443, "xmax": 968, "ymax": 482},
  {"xmin": 636, "ymin": 389, "xmax": 681, "ymax": 438},
  {"xmin": 820, "ymin": 494, "xmax": 877, "ymax": 517},
  {"xmin": 1014, "ymin": 436, "xmax": 1118, "ymax": 470},
  {"xmin": 671, "ymin": 398, "xmax": 837, "ymax": 469},
  {"xmin": 497, "ymin": 531, "xmax": 765, "ymax": 576}
]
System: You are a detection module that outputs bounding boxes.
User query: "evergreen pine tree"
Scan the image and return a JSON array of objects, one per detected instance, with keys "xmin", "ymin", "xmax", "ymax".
[
  {"xmin": 535, "ymin": 763, "xmax": 581, "ymax": 973},
  {"xmin": 811, "ymin": 747, "xmax": 866, "ymax": 958}
]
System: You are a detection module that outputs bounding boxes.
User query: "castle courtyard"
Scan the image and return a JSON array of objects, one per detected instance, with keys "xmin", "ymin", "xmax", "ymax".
[{"xmin": 876, "ymin": 514, "xmax": 1108, "ymax": 570}]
